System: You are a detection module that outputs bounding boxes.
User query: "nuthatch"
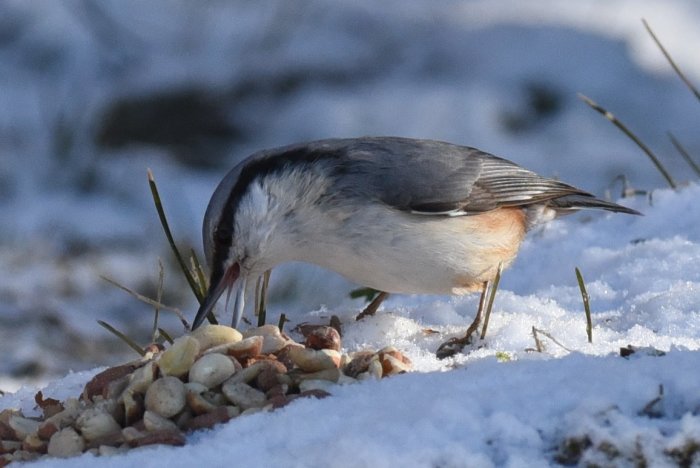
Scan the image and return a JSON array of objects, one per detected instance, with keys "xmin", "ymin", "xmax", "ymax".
[{"xmin": 191, "ymin": 137, "xmax": 639, "ymax": 355}]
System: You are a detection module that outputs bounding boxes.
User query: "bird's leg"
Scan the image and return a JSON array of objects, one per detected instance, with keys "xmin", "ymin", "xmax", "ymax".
[
  {"xmin": 356, "ymin": 291, "xmax": 390, "ymax": 321},
  {"xmin": 436, "ymin": 281, "xmax": 490, "ymax": 359}
]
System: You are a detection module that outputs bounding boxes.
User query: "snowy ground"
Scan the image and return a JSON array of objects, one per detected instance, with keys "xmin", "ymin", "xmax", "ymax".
[
  {"xmin": 2, "ymin": 0, "xmax": 700, "ymax": 466},
  {"xmin": 3, "ymin": 185, "xmax": 700, "ymax": 466}
]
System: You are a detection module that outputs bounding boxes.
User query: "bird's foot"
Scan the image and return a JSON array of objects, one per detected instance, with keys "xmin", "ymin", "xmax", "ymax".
[
  {"xmin": 355, "ymin": 291, "xmax": 390, "ymax": 321},
  {"xmin": 435, "ymin": 281, "xmax": 491, "ymax": 359},
  {"xmin": 435, "ymin": 332, "xmax": 477, "ymax": 360}
]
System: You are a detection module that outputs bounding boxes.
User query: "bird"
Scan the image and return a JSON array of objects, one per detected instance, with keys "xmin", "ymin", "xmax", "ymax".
[{"xmin": 191, "ymin": 136, "xmax": 639, "ymax": 357}]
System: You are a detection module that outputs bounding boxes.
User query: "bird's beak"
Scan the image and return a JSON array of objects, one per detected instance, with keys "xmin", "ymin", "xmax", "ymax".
[
  {"xmin": 191, "ymin": 262, "xmax": 240, "ymax": 330},
  {"xmin": 230, "ymin": 276, "xmax": 247, "ymax": 329}
]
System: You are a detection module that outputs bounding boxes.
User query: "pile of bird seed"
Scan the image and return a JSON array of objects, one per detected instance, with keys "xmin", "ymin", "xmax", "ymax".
[{"xmin": 0, "ymin": 324, "xmax": 411, "ymax": 464}]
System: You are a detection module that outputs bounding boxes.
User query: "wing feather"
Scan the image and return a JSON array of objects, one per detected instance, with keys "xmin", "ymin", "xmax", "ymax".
[{"xmin": 329, "ymin": 137, "xmax": 590, "ymax": 216}]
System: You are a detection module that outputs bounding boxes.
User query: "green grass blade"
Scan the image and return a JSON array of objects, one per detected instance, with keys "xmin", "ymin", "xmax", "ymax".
[
  {"xmin": 190, "ymin": 248, "xmax": 209, "ymax": 299},
  {"xmin": 254, "ymin": 275, "xmax": 262, "ymax": 323},
  {"xmin": 97, "ymin": 320, "xmax": 145, "ymax": 356},
  {"xmin": 152, "ymin": 259, "xmax": 164, "ymax": 342},
  {"xmin": 578, "ymin": 94, "xmax": 677, "ymax": 189},
  {"xmin": 575, "ymin": 267, "xmax": 593, "ymax": 344},
  {"xmin": 157, "ymin": 327, "xmax": 175, "ymax": 344},
  {"xmin": 188, "ymin": 250, "xmax": 218, "ymax": 324},
  {"xmin": 278, "ymin": 313, "xmax": 287, "ymax": 332},
  {"xmin": 147, "ymin": 169, "xmax": 205, "ymax": 303},
  {"xmin": 257, "ymin": 269, "xmax": 271, "ymax": 326}
]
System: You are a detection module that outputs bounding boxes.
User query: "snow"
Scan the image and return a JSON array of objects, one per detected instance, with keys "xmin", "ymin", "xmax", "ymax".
[{"xmin": 2, "ymin": 0, "xmax": 700, "ymax": 466}]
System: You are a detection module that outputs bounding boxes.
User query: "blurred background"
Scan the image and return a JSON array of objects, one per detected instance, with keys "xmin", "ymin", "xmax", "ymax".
[{"xmin": 1, "ymin": 0, "xmax": 699, "ymax": 389}]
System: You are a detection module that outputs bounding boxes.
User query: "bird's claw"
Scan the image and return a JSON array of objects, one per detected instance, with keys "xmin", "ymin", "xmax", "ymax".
[
  {"xmin": 355, "ymin": 291, "xmax": 390, "ymax": 321},
  {"xmin": 435, "ymin": 334, "xmax": 474, "ymax": 360}
]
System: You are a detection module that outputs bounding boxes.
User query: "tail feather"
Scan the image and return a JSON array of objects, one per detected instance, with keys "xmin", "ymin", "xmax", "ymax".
[{"xmin": 550, "ymin": 194, "xmax": 642, "ymax": 215}]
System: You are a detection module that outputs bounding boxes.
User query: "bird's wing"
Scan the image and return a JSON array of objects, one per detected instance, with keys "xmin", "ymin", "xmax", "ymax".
[{"xmin": 330, "ymin": 137, "xmax": 589, "ymax": 216}]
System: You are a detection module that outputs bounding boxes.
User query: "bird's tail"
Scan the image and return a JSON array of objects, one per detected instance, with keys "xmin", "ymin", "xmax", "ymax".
[{"xmin": 550, "ymin": 194, "xmax": 641, "ymax": 215}]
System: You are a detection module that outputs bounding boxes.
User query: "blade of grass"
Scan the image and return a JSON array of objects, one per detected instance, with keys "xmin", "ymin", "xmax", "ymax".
[
  {"xmin": 147, "ymin": 169, "xmax": 205, "ymax": 304},
  {"xmin": 531, "ymin": 326, "xmax": 544, "ymax": 353},
  {"xmin": 578, "ymin": 94, "xmax": 677, "ymax": 189},
  {"xmin": 575, "ymin": 267, "xmax": 593, "ymax": 344},
  {"xmin": 152, "ymin": 259, "xmax": 164, "ymax": 342},
  {"xmin": 669, "ymin": 132, "xmax": 700, "ymax": 177},
  {"xmin": 100, "ymin": 275, "xmax": 189, "ymax": 330},
  {"xmin": 254, "ymin": 275, "xmax": 262, "ymax": 321},
  {"xmin": 148, "ymin": 169, "xmax": 217, "ymax": 325},
  {"xmin": 278, "ymin": 313, "xmax": 287, "ymax": 332},
  {"xmin": 480, "ymin": 262, "xmax": 503, "ymax": 340},
  {"xmin": 257, "ymin": 269, "xmax": 271, "ymax": 326},
  {"xmin": 190, "ymin": 248, "xmax": 209, "ymax": 299},
  {"xmin": 532, "ymin": 327, "xmax": 572, "ymax": 353},
  {"xmin": 157, "ymin": 327, "xmax": 175, "ymax": 344},
  {"xmin": 608, "ymin": 174, "xmax": 648, "ymax": 199},
  {"xmin": 97, "ymin": 320, "xmax": 145, "ymax": 356},
  {"xmin": 640, "ymin": 384, "xmax": 664, "ymax": 417},
  {"xmin": 642, "ymin": 19, "xmax": 700, "ymax": 102}
]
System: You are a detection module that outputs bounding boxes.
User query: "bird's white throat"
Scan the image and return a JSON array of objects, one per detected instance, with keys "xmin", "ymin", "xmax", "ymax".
[{"xmin": 231, "ymin": 165, "xmax": 333, "ymax": 278}]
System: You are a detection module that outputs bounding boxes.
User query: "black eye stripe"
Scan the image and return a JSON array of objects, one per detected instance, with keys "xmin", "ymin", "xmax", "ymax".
[
  {"xmin": 214, "ymin": 225, "xmax": 232, "ymax": 245},
  {"xmin": 209, "ymin": 221, "xmax": 232, "ymax": 290}
]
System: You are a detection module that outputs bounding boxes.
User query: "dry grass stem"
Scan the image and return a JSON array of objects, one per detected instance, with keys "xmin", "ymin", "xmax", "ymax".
[
  {"xmin": 642, "ymin": 19, "xmax": 700, "ymax": 102},
  {"xmin": 480, "ymin": 263, "xmax": 503, "ymax": 340},
  {"xmin": 531, "ymin": 326, "xmax": 545, "ymax": 353},
  {"xmin": 640, "ymin": 384, "xmax": 665, "ymax": 417},
  {"xmin": 100, "ymin": 275, "xmax": 189, "ymax": 329},
  {"xmin": 532, "ymin": 327, "xmax": 572, "ymax": 353},
  {"xmin": 97, "ymin": 320, "xmax": 145, "ymax": 356},
  {"xmin": 668, "ymin": 132, "xmax": 700, "ymax": 177},
  {"xmin": 190, "ymin": 249, "xmax": 209, "ymax": 299},
  {"xmin": 578, "ymin": 94, "xmax": 677, "ymax": 189}
]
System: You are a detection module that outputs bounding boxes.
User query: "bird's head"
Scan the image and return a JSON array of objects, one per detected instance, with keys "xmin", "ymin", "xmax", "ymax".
[
  {"xmin": 191, "ymin": 152, "xmax": 328, "ymax": 330},
  {"xmin": 191, "ymin": 161, "xmax": 276, "ymax": 331}
]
